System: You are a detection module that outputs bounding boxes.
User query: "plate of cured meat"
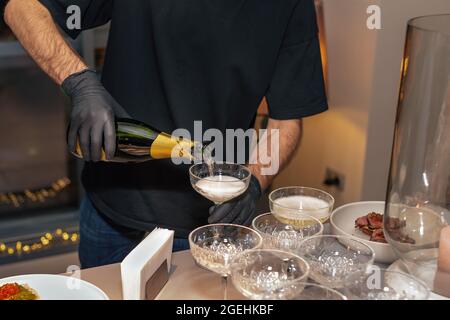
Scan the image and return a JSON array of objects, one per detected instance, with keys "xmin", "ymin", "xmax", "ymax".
[{"xmin": 330, "ymin": 201, "xmax": 397, "ymax": 264}]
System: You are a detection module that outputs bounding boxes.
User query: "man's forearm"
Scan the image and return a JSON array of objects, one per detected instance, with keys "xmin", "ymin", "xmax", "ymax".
[
  {"xmin": 4, "ymin": 0, "xmax": 87, "ymax": 84},
  {"xmin": 248, "ymin": 118, "xmax": 302, "ymax": 191}
]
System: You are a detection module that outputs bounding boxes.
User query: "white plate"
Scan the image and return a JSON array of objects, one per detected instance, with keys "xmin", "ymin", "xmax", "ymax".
[
  {"xmin": 0, "ymin": 274, "xmax": 109, "ymax": 300},
  {"xmin": 330, "ymin": 201, "xmax": 397, "ymax": 264}
]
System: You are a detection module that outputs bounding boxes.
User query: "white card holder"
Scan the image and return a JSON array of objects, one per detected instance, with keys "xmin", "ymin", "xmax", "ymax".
[{"xmin": 121, "ymin": 228, "xmax": 174, "ymax": 300}]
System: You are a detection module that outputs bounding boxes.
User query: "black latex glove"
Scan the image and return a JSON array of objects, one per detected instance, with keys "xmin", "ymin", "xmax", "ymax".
[
  {"xmin": 208, "ymin": 175, "xmax": 262, "ymax": 226},
  {"xmin": 62, "ymin": 69, "xmax": 130, "ymax": 162}
]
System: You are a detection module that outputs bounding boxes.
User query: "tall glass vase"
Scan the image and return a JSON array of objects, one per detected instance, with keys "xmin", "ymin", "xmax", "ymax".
[{"xmin": 384, "ymin": 15, "xmax": 450, "ymax": 296}]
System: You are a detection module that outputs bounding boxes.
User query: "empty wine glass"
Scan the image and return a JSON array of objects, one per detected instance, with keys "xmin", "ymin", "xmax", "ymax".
[
  {"xmin": 297, "ymin": 235, "xmax": 375, "ymax": 289},
  {"xmin": 230, "ymin": 249, "xmax": 310, "ymax": 300},
  {"xmin": 189, "ymin": 163, "xmax": 251, "ymax": 205},
  {"xmin": 344, "ymin": 267, "xmax": 430, "ymax": 300},
  {"xmin": 252, "ymin": 213, "xmax": 323, "ymax": 252},
  {"xmin": 189, "ymin": 223, "xmax": 262, "ymax": 300}
]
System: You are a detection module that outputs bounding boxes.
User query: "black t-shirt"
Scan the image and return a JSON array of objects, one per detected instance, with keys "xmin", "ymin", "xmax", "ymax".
[{"xmin": 38, "ymin": 0, "xmax": 327, "ymax": 237}]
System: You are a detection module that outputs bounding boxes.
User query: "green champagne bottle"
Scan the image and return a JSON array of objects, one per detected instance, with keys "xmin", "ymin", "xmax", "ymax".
[{"xmin": 71, "ymin": 118, "xmax": 202, "ymax": 162}]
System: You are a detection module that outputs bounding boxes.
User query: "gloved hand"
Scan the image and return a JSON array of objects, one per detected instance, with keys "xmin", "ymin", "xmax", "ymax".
[
  {"xmin": 208, "ymin": 175, "xmax": 262, "ymax": 226},
  {"xmin": 62, "ymin": 69, "xmax": 130, "ymax": 162}
]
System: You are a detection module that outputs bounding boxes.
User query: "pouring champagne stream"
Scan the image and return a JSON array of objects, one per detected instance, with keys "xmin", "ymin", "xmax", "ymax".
[{"xmin": 189, "ymin": 159, "xmax": 261, "ymax": 299}]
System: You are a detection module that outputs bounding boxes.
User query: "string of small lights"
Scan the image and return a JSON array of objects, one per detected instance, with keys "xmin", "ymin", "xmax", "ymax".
[
  {"xmin": 0, "ymin": 228, "xmax": 79, "ymax": 258},
  {"xmin": 0, "ymin": 177, "xmax": 71, "ymax": 208}
]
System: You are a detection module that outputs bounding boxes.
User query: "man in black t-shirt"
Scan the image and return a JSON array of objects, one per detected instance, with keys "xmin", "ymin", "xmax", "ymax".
[{"xmin": 3, "ymin": 0, "xmax": 327, "ymax": 268}]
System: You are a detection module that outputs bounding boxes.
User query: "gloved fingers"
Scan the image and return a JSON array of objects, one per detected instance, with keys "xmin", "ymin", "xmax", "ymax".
[
  {"xmin": 78, "ymin": 124, "xmax": 91, "ymax": 161},
  {"xmin": 90, "ymin": 123, "xmax": 104, "ymax": 162},
  {"xmin": 221, "ymin": 201, "xmax": 247, "ymax": 223},
  {"xmin": 103, "ymin": 119, "xmax": 116, "ymax": 160},
  {"xmin": 67, "ymin": 120, "xmax": 81, "ymax": 155},
  {"xmin": 233, "ymin": 199, "xmax": 256, "ymax": 226},
  {"xmin": 208, "ymin": 201, "xmax": 239, "ymax": 224},
  {"xmin": 241, "ymin": 203, "xmax": 257, "ymax": 227},
  {"xmin": 216, "ymin": 200, "xmax": 245, "ymax": 224}
]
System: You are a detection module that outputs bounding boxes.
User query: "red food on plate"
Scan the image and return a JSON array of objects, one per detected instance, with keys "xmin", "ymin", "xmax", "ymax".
[
  {"xmin": 0, "ymin": 283, "xmax": 21, "ymax": 300},
  {"xmin": 355, "ymin": 215, "xmax": 369, "ymax": 228},
  {"xmin": 370, "ymin": 228, "xmax": 387, "ymax": 243},
  {"xmin": 384, "ymin": 217, "xmax": 416, "ymax": 244},
  {"xmin": 367, "ymin": 212, "xmax": 383, "ymax": 229},
  {"xmin": 355, "ymin": 212, "xmax": 387, "ymax": 243},
  {"xmin": 0, "ymin": 282, "xmax": 38, "ymax": 300},
  {"xmin": 360, "ymin": 226, "xmax": 373, "ymax": 236}
]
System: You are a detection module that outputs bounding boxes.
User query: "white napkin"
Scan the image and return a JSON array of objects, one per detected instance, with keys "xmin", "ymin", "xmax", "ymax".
[{"xmin": 120, "ymin": 228, "xmax": 174, "ymax": 300}]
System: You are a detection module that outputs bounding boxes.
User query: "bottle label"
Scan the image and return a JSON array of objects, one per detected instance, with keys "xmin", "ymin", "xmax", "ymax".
[{"xmin": 150, "ymin": 133, "xmax": 194, "ymax": 160}]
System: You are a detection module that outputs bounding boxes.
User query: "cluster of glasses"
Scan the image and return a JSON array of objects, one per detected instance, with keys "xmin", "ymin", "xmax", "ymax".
[{"xmin": 189, "ymin": 163, "xmax": 430, "ymax": 300}]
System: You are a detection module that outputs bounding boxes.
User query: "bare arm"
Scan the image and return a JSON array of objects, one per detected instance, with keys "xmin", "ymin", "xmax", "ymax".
[
  {"xmin": 4, "ymin": 0, "xmax": 87, "ymax": 84},
  {"xmin": 248, "ymin": 118, "xmax": 303, "ymax": 191},
  {"xmin": 5, "ymin": 0, "xmax": 124, "ymax": 161}
]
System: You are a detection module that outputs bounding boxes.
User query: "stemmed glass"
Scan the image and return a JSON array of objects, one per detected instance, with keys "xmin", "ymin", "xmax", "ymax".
[
  {"xmin": 230, "ymin": 249, "xmax": 310, "ymax": 300},
  {"xmin": 383, "ymin": 14, "xmax": 450, "ymax": 294},
  {"xmin": 189, "ymin": 163, "xmax": 251, "ymax": 205},
  {"xmin": 189, "ymin": 224, "xmax": 262, "ymax": 300},
  {"xmin": 252, "ymin": 213, "xmax": 323, "ymax": 252},
  {"xmin": 269, "ymin": 186, "xmax": 335, "ymax": 225},
  {"xmin": 297, "ymin": 235, "xmax": 375, "ymax": 289}
]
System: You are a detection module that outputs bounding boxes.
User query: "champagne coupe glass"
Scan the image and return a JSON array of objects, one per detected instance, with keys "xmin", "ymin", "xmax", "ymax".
[
  {"xmin": 344, "ymin": 268, "xmax": 430, "ymax": 300},
  {"xmin": 252, "ymin": 213, "xmax": 323, "ymax": 252},
  {"xmin": 189, "ymin": 224, "xmax": 262, "ymax": 300},
  {"xmin": 230, "ymin": 249, "xmax": 310, "ymax": 300},
  {"xmin": 189, "ymin": 163, "xmax": 251, "ymax": 205},
  {"xmin": 269, "ymin": 187, "xmax": 334, "ymax": 226},
  {"xmin": 297, "ymin": 235, "xmax": 375, "ymax": 289}
]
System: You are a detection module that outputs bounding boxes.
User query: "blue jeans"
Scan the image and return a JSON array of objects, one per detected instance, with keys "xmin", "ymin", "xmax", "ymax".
[{"xmin": 79, "ymin": 197, "xmax": 190, "ymax": 269}]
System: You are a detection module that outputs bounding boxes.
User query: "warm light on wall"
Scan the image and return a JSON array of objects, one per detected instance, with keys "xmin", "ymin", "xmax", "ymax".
[
  {"xmin": 0, "ymin": 177, "xmax": 71, "ymax": 208},
  {"xmin": 0, "ymin": 228, "xmax": 79, "ymax": 258},
  {"xmin": 315, "ymin": 0, "xmax": 328, "ymax": 90}
]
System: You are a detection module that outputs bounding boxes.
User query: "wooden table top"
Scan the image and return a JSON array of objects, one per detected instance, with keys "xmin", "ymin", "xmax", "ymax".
[{"xmin": 78, "ymin": 250, "xmax": 245, "ymax": 300}]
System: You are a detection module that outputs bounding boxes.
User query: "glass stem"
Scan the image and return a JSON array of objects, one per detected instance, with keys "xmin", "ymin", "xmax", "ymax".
[{"xmin": 221, "ymin": 275, "xmax": 228, "ymax": 300}]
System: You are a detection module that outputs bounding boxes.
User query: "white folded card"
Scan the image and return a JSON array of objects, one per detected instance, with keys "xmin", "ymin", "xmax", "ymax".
[{"xmin": 121, "ymin": 228, "xmax": 174, "ymax": 300}]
